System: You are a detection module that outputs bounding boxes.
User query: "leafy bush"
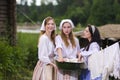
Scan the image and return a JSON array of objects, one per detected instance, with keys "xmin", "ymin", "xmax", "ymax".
[
  {"xmin": 0, "ymin": 33, "xmax": 39, "ymax": 80},
  {"xmin": 17, "ymin": 33, "xmax": 39, "ymax": 69},
  {"xmin": 0, "ymin": 40, "xmax": 29, "ymax": 80}
]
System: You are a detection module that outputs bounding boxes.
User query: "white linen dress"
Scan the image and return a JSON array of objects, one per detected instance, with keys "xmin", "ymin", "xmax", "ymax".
[
  {"xmin": 55, "ymin": 35, "xmax": 80, "ymax": 80},
  {"xmin": 32, "ymin": 34, "xmax": 56, "ymax": 80}
]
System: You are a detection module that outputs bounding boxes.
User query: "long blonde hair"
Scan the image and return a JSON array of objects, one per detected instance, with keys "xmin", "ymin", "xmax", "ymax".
[
  {"xmin": 39, "ymin": 17, "xmax": 56, "ymax": 46},
  {"xmin": 60, "ymin": 22, "xmax": 76, "ymax": 48}
]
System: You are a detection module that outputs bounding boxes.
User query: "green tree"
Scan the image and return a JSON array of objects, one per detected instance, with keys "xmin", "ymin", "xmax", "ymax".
[
  {"xmin": 66, "ymin": 7, "xmax": 85, "ymax": 26},
  {"xmin": 87, "ymin": 0, "xmax": 115, "ymax": 26},
  {"xmin": 55, "ymin": 0, "xmax": 74, "ymax": 16},
  {"xmin": 65, "ymin": 0, "xmax": 92, "ymax": 26},
  {"xmin": 29, "ymin": 0, "xmax": 39, "ymax": 23},
  {"xmin": 113, "ymin": 0, "xmax": 120, "ymax": 23}
]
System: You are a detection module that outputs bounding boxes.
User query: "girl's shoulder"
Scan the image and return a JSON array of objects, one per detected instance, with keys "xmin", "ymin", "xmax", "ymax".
[
  {"xmin": 55, "ymin": 35, "xmax": 63, "ymax": 43},
  {"xmin": 90, "ymin": 42, "xmax": 100, "ymax": 48},
  {"xmin": 74, "ymin": 36, "xmax": 79, "ymax": 42},
  {"xmin": 90, "ymin": 42, "xmax": 98, "ymax": 45},
  {"xmin": 55, "ymin": 35, "xmax": 61, "ymax": 39},
  {"xmin": 39, "ymin": 34, "xmax": 48, "ymax": 41}
]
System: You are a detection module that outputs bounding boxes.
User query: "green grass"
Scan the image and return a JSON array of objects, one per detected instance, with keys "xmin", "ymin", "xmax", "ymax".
[
  {"xmin": 15, "ymin": 33, "xmax": 39, "ymax": 80},
  {"xmin": 17, "ymin": 32, "xmax": 39, "ymax": 47}
]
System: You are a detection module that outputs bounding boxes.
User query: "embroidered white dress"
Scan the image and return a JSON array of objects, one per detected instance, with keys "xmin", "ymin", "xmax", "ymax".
[
  {"xmin": 32, "ymin": 34, "xmax": 56, "ymax": 80},
  {"xmin": 55, "ymin": 35, "xmax": 80, "ymax": 80}
]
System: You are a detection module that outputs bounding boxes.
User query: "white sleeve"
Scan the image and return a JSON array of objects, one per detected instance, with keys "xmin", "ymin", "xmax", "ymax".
[
  {"xmin": 38, "ymin": 36, "xmax": 51, "ymax": 64},
  {"xmin": 81, "ymin": 42, "xmax": 100, "ymax": 57},
  {"xmin": 54, "ymin": 36, "xmax": 62, "ymax": 52}
]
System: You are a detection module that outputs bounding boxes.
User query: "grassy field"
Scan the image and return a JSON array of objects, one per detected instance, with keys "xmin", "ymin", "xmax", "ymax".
[
  {"xmin": 16, "ymin": 33, "xmax": 39, "ymax": 80},
  {"xmin": 17, "ymin": 32, "xmax": 39, "ymax": 47}
]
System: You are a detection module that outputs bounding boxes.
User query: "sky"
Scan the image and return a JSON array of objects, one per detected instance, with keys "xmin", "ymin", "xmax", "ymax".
[{"xmin": 16, "ymin": 0, "xmax": 57, "ymax": 6}]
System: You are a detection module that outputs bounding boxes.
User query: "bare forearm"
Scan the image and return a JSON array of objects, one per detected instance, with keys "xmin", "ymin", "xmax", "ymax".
[{"xmin": 57, "ymin": 48, "xmax": 64, "ymax": 62}]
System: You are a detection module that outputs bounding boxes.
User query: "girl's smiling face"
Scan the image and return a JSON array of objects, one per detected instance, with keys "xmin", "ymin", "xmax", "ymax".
[{"xmin": 45, "ymin": 19, "xmax": 55, "ymax": 33}]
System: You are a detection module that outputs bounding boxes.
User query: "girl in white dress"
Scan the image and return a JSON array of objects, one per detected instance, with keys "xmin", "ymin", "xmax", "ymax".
[
  {"xmin": 79, "ymin": 24, "xmax": 102, "ymax": 80},
  {"xmin": 55, "ymin": 19, "xmax": 80, "ymax": 80},
  {"xmin": 32, "ymin": 17, "xmax": 57, "ymax": 80}
]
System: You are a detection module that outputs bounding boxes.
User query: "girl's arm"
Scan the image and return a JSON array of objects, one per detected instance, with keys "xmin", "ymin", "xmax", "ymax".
[{"xmin": 56, "ymin": 48, "xmax": 64, "ymax": 62}]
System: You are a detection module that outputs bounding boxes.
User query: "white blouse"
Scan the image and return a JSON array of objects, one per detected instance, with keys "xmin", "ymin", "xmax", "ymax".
[
  {"xmin": 38, "ymin": 34, "xmax": 54, "ymax": 64},
  {"xmin": 80, "ymin": 42, "xmax": 100, "ymax": 67},
  {"xmin": 55, "ymin": 35, "xmax": 80, "ymax": 59},
  {"xmin": 81, "ymin": 42, "xmax": 100, "ymax": 57}
]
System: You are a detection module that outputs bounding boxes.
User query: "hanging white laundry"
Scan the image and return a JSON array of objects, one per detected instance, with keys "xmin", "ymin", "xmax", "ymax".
[
  {"xmin": 88, "ymin": 50, "xmax": 104, "ymax": 79},
  {"xmin": 88, "ymin": 42, "xmax": 120, "ymax": 80},
  {"xmin": 102, "ymin": 42, "xmax": 120, "ymax": 80},
  {"xmin": 110, "ymin": 42, "xmax": 120, "ymax": 79}
]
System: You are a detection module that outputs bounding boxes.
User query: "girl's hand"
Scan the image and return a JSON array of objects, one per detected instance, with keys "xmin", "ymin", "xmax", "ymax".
[
  {"xmin": 77, "ymin": 53, "xmax": 83, "ymax": 61},
  {"xmin": 57, "ymin": 57, "xmax": 64, "ymax": 62},
  {"xmin": 49, "ymin": 63, "xmax": 58, "ymax": 70}
]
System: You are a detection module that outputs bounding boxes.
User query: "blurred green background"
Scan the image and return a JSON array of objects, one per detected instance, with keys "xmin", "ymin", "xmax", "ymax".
[{"xmin": 0, "ymin": 0, "xmax": 120, "ymax": 79}]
